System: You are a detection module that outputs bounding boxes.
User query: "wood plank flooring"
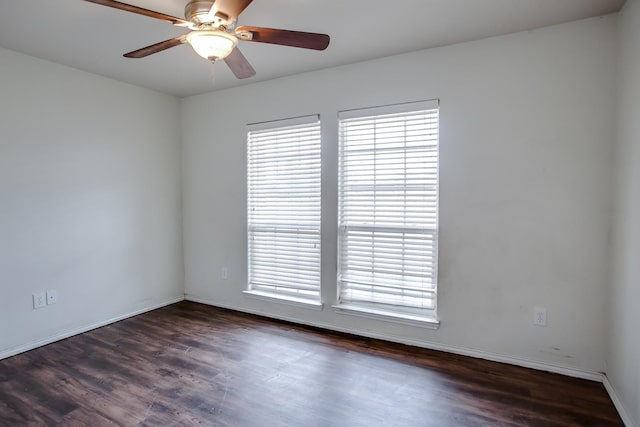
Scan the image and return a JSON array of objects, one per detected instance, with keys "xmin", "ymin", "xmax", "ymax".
[{"xmin": 0, "ymin": 301, "xmax": 624, "ymax": 426}]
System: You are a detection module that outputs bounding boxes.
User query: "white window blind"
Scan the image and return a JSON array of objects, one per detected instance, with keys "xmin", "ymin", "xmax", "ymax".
[
  {"xmin": 337, "ymin": 101, "xmax": 439, "ymax": 317},
  {"xmin": 247, "ymin": 116, "xmax": 321, "ymax": 302}
]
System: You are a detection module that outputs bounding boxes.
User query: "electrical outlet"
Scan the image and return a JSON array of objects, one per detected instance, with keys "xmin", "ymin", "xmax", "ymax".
[
  {"xmin": 46, "ymin": 290, "xmax": 58, "ymax": 305},
  {"xmin": 221, "ymin": 267, "xmax": 229, "ymax": 280},
  {"xmin": 33, "ymin": 292, "xmax": 46, "ymax": 309},
  {"xmin": 533, "ymin": 307, "xmax": 547, "ymax": 326}
]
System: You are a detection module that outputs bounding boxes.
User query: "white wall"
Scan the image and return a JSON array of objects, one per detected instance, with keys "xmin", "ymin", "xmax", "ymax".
[
  {"xmin": 182, "ymin": 16, "xmax": 617, "ymax": 375},
  {"xmin": 609, "ymin": 0, "xmax": 640, "ymax": 425},
  {"xmin": 0, "ymin": 47, "xmax": 184, "ymax": 357}
]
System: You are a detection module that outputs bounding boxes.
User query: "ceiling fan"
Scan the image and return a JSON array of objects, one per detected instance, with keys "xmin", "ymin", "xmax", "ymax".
[{"xmin": 83, "ymin": 0, "xmax": 330, "ymax": 79}]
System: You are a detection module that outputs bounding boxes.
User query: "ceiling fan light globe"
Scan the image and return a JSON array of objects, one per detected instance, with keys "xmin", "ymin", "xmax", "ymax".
[{"xmin": 187, "ymin": 30, "xmax": 237, "ymax": 61}]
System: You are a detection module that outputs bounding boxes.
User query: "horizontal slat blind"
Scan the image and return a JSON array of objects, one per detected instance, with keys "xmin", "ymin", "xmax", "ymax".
[
  {"xmin": 338, "ymin": 103, "xmax": 439, "ymax": 314},
  {"xmin": 247, "ymin": 117, "xmax": 321, "ymax": 301}
]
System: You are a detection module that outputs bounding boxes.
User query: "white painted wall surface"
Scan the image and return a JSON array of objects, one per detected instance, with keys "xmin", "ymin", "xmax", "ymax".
[
  {"xmin": 182, "ymin": 16, "xmax": 617, "ymax": 374},
  {"xmin": 609, "ymin": 0, "xmax": 640, "ymax": 425},
  {"xmin": 0, "ymin": 48, "xmax": 184, "ymax": 357}
]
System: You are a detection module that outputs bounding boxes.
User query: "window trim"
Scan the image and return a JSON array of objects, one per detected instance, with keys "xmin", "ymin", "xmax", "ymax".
[
  {"xmin": 332, "ymin": 303, "xmax": 439, "ymax": 329},
  {"xmin": 244, "ymin": 290, "xmax": 324, "ymax": 310}
]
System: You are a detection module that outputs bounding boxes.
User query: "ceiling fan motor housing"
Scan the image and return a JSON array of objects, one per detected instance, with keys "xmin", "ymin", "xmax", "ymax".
[
  {"xmin": 185, "ymin": 0, "xmax": 229, "ymax": 26},
  {"xmin": 81, "ymin": 0, "xmax": 330, "ymax": 79}
]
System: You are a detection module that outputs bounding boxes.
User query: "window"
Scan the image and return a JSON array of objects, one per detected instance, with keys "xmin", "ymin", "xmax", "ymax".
[
  {"xmin": 246, "ymin": 116, "xmax": 322, "ymax": 305},
  {"xmin": 337, "ymin": 101, "xmax": 439, "ymax": 322}
]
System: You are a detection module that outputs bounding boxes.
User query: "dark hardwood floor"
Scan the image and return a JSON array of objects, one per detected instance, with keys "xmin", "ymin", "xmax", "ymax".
[{"xmin": 0, "ymin": 301, "xmax": 623, "ymax": 426}]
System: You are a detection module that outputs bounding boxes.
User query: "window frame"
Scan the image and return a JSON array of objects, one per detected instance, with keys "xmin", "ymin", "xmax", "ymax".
[
  {"xmin": 334, "ymin": 100, "xmax": 440, "ymax": 327},
  {"xmin": 244, "ymin": 115, "xmax": 323, "ymax": 309}
]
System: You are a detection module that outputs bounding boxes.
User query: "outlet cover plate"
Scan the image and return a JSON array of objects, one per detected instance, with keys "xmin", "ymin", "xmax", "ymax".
[
  {"xmin": 47, "ymin": 290, "xmax": 58, "ymax": 305},
  {"xmin": 533, "ymin": 307, "xmax": 547, "ymax": 326},
  {"xmin": 33, "ymin": 292, "xmax": 46, "ymax": 309}
]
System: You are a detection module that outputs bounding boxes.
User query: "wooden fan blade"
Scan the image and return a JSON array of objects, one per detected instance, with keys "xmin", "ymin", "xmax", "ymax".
[
  {"xmin": 83, "ymin": 0, "xmax": 190, "ymax": 26},
  {"xmin": 224, "ymin": 48, "xmax": 256, "ymax": 79},
  {"xmin": 124, "ymin": 36, "xmax": 187, "ymax": 58},
  {"xmin": 236, "ymin": 26, "xmax": 330, "ymax": 50},
  {"xmin": 209, "ymin": 0, "xmax": 253, "ymax": 23}
]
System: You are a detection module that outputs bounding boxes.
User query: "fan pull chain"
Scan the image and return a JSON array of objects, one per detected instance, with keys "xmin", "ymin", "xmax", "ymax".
[{"xmin": 210, "ymin": 60, "xmax": 217, "ymax": 88}]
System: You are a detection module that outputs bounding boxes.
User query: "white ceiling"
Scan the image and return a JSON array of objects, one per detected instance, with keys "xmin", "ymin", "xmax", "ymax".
[{"xmin": 0, "ymin": 0, "xmax": 625, "ymax": 97}]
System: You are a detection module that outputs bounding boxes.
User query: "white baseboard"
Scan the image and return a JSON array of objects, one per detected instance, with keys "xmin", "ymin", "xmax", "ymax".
[
  {"xmin": 0, "ymin": 295, "xmax": 185, "ymax": 361},
  {"xmin": 603, "ymin": 375, "xmax": 636, "ymax": 427},
  {"xmin": 185, "ymin": 295, "xmax": 603, "ymax": 382}
]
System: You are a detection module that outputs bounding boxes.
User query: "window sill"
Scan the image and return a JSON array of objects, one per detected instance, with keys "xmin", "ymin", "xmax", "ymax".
[
  {"xmin": 243, "ymin": 290, "xmax": 324, "ymax": 311},
  {"xmin": 332, "ymin": 304, "xmax": 440, "ymax": 329}
]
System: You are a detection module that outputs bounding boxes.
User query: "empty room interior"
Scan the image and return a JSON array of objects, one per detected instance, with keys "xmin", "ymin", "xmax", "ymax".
[{"xmin": 1, "ymin": 0, "xmax": 639, "ymax": 425}]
